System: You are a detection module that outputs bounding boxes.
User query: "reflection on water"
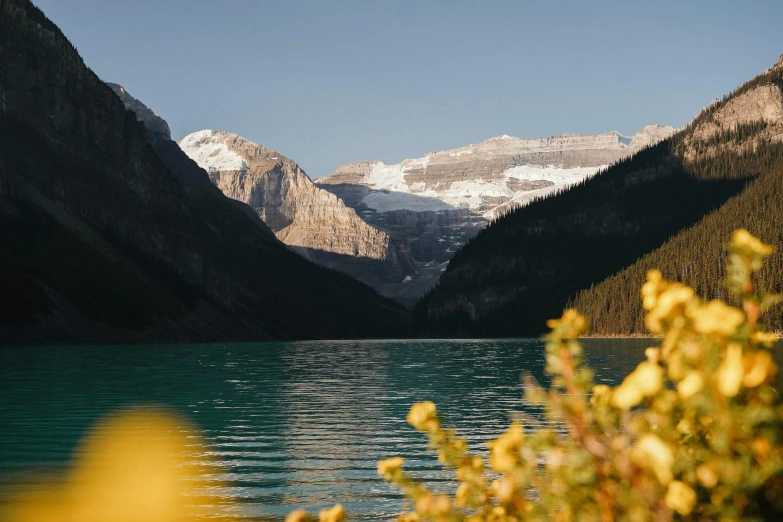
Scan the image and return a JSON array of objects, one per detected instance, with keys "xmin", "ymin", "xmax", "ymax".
[{"xmin": 0, "ymin": 339, "xmax": 652, "ymax": 520}]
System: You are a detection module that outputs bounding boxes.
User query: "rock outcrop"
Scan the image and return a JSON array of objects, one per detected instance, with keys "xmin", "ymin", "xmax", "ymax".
[
  {"xmin": 691, "ymin": 85, "xmax": 783, "ymax": 142},
  {"xmin": 178, "ymin": 130, "xmax": 413, "ymax": 290},
  {"xmin": 106, "ymin": 83, "xmax": 171, "ymax": 142},
  {"xmin": 0, "ymin": 0, "xmax": 406, "ymax": 344},
  {"xmin": 685, "ymin": 61, "xmax": 783, "ymax": 159}
]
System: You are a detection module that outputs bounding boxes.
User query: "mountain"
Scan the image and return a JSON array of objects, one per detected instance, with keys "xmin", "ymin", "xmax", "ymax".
[
  {"xmin": 177, "ymin": 130, "xmax": 413, "ymax": 292},
  {"xmin": 570, "ymin": 57, "xmax": 783, "ymax": 335},
  {"xmin": 414, "ymin": 55, "xmax": 783, "ymax": 337},
  {"xmin": 0, "ymin": 0, "xmax": 406, "ymax": 344},
  {"xmin": 316, "ymin": 126, "xmax": 675, "ymax": 301},
  {"xmin": 319, "ymin": 126, "xmax": 676, "ymax": 218}
]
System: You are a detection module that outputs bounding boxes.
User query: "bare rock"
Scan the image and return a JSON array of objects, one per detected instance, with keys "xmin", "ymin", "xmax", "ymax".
[
  {"xmin": 179, "ymin": 130, "xmax": 413, "ymax": 288},
  {"xmin": 106, "ymin": 83, "xmax": 171, "ymax": 142},
  {"xmin": 693, "ymin": 84, "xmax": 783, "ymax": 144}
]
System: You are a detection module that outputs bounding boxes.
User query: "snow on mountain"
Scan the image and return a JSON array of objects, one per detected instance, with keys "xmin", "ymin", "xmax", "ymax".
[
  {"xmin": 176, "ymin": 130, "xmax": 414, "ymax": 301},
  {"xmin": 319, "ymin": 126, "xmax": 676, "ymax": 219},
  {"xmin": 340, "ymin": 159, "xmax": 605, "ymax": 217},
  {"xmin": 179, "ymin": 130, "xmax": 248, "ymax": 173},
  {"xmin": 364, "ymin": 157, "xmax": 430, "ymax": 192}
]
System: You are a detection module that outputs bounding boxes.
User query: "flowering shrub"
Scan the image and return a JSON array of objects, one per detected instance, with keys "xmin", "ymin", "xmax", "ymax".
[{"xmin": 289, "ymin": 230, "xmax": 783, "ymax": 522}]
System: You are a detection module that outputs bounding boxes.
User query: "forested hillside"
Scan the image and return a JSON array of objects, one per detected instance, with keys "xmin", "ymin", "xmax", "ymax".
[
  {"xmin": 414, "ymin": 55, "xmax": 783, "ymax": 337},
  {"xmin": 571, "ymin": 141, "xmax": 783, "ymax": 334}
]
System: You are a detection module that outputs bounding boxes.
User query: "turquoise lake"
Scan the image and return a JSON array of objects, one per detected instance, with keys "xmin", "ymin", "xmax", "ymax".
[{"xmin": 0, "ymin": 338, "xmax": 663, "ymax": 520}]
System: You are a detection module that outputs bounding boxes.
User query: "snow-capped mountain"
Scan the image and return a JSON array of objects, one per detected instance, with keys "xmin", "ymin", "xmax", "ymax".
[
  {"xmin": 315, "ymin": 126, "xmax": 676, "ymax": 285},
  {"xmin": 178, "ymin": 130, "xmax": 413, "ymax": 291},
  {"xmin": 318, "ymin": 126, "xmax": 677, "ymax": 220}
]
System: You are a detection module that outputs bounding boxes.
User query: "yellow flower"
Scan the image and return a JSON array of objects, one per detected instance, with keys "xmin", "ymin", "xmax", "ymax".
[
  {"xmin": 688, "ymin": 300, "xmax": 744, "ymax": 336},
  {"xmin": 645, "ymin": 347, "xmax": 661, "ymax": 363},
  {"xmin": 416, "ymin": 494, "xmax": 451, "ymax": 517},
  {"xmin": 743, "ymin": 351, "xmax": 774, "ymax": 388},
  {"xmin": 377, "ymin": 457, "xmax": 405, "ymax": 477},
  {"xmin": 319, "ymin": 504, "xmax": 345, "ymax": 522},
  {"xmin": 611, "ymin": 361, "xmax": 663, "ymax": 409},
  {"xmin": 590, "ymin": 384, "xmax": 611, "ymax": 405},
  {"xmin": 644, "ymin": 281, "xmax": 695, "ymax": 333},
  {"xmin": 546, "ymin": 308, "xmax": 587, "ymax": 336},
  {"xmin": 489, "ymin": 422, "xmax": 525, "ymax": 473},
  {"xmin": 752, "ymin": 331, "xmax": 779, "ymax": 347},
  {"xmin": 407, "ymin": 402, "xmax": 437, "ymax": 431},
  {"xmin": 491, "ymin": 506, "xmax": 507, "ymax": 518},
  {"xmin": 677, "ymin": 372, "xmax": 704, "ymax": 399},
  {"xmin": 455, "ymin": 483, "xmax": 470, "ymax": 506},
  {"xmin": 546, "ymin": 449, "xmax": 565, "ymax": 470},
  {"xmin": 286, "ymin": 510, "xmax": 311, "ymax": 522},
  {"xmin": 665, "ymin": 481, "xmax": 696, "ymax": 515},
  {"xmin": 717, "ymin": 343, "xmax": 744, "ymax": 397},
  {"xmin": 696, "ymin": 464, "xmax": 718, "ymax": 488},
  {"xmin": 457, "ymin": 456, "xmax": 484, "ymax": 483},
  {"xmin": 631, "ymin": 435, "xmax": 673, "ymax": 484},
  {"xmin": 398, "ymin": 513, "xmax": 420, "ymax": 522},
  {"xmin": 732, "ymin": 229, "xmax": 774, "ymax": 256},
  {"xmin": 635, "ymin": 362, "xmax": 664, "ymax": 396},
  {"xmin": 656, "ymin": 285, "xmax": 695, "ymax": 318},
  {"xmin": 612, "ymin": 383, "xmax": 644, "ymax": 409},
  {"xmin": 676, "ymin": 419, "xmax": 692, "ymax": 434},
  {"xmin": 494, "ymin": 476, "xmax": 516, "ymax": 503}
]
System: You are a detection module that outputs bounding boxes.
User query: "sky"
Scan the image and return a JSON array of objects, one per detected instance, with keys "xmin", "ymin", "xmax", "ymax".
[{"xmin": 35, "ymin": 0, "xmax": 783, "ymax": 178}]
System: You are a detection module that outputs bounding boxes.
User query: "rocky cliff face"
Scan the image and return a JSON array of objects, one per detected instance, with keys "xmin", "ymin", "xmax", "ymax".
[
  {"xmin": 177, "ymin": 130, "xmax": 413, "ymax": 291},
  {"xmin": 316, "ymin": 126, "xmax": 675, "ymax": 299},
  {"xmin": 691, "ymin": 86, "xmax": 783, "ymax": 143},
  {"xmin": 0, "ymin": 0, "xmax": 406, "ymax": 343},
  {"xmin": 683, "ymin": 59, "xmax": 783, "ymax": 159},
  {"xmin": 106, "ymin": 83, "xmax": 171, "ymax": 142}
]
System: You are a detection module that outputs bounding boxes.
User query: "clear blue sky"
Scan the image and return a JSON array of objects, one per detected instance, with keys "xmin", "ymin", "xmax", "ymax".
[{"xmin": 36, "ymin": 0, "xmax": 783, "ymax": 178}]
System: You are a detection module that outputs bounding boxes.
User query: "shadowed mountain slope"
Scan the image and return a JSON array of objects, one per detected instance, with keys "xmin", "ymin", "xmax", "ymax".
[{"xmin": 0, "ymin": 0, "xmax": 406, "ymax": 344}]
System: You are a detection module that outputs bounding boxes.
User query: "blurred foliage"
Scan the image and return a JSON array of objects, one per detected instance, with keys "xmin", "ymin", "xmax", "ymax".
[
  {"xmin": 303, "ymin": 230, "xmax": 783, "ymax": 522},
  {"xmin": 0, "ymin": 407, "xmax": 236, "ymax": 522}
]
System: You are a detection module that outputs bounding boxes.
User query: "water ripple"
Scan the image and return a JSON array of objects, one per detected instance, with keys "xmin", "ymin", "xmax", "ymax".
[{"xmin": 0, "ymin": 338, "xmax": 654, "ymax": 520}]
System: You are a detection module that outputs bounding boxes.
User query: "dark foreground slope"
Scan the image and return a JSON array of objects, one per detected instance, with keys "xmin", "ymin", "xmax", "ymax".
[
  {"xmin": 0, "ymin": 0, "xmax": 406, "ymax": 344},
  {"xmin": 414, "ymin": 56, "xmax": 783, "ymax": 338}
]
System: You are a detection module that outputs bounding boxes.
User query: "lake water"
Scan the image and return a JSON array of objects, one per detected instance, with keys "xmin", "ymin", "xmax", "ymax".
[{"xmin": 0, "ymin": 338, "xmax": 659, "ymax": 520}]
